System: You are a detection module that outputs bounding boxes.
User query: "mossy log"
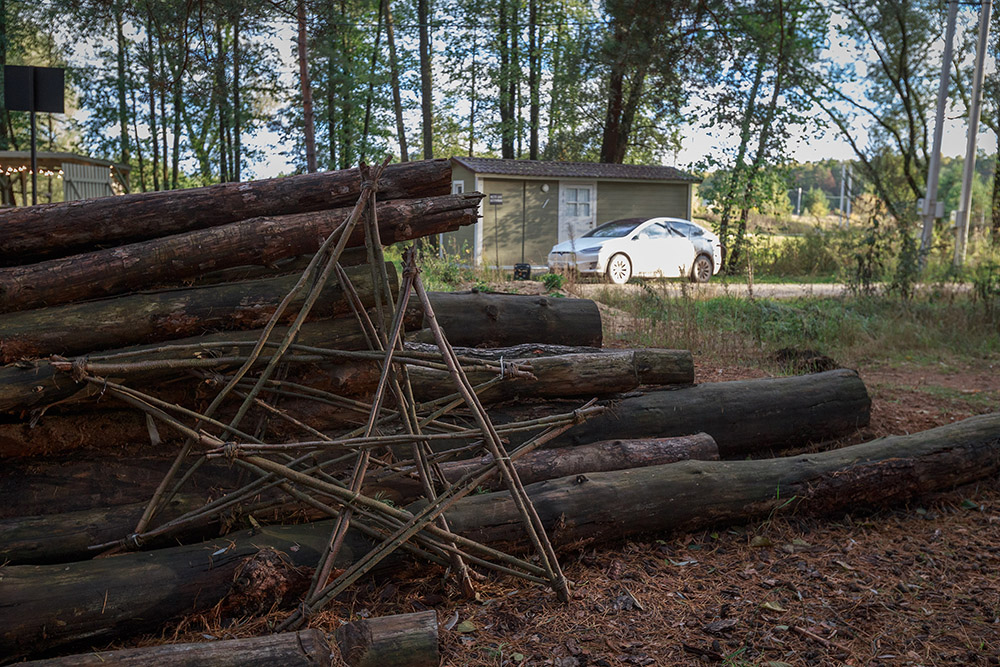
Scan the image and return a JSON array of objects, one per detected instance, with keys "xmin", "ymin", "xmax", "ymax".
[
  {"xmin": 0, "ymin": 159, "xmax": 452, "ymax": 264},
  {"xmin": 3, "ymin": 413, "xmax": 998, "ymax": 658}
]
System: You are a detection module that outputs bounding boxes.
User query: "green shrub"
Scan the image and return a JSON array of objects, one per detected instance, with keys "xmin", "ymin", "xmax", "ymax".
[{"xmin": 539, "ymin": 272, "xmax": 566, "ymax": 292}]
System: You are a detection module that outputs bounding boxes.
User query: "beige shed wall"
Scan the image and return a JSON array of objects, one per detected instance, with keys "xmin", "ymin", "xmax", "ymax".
[
  {"xmin": 595, "ymin": 182, "xmax": 690, "ymax": 224},
  {"xmin": 479, "ymin": 177, "xmax": 559, "ymax": 267}
]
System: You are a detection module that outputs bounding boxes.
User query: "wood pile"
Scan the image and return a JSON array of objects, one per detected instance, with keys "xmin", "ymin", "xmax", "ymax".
[{"xmin": 2, "ymin": 160, "xmax": 990, "ymax": 665}]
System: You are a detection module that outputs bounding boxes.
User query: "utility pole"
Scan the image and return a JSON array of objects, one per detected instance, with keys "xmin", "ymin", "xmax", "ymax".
[
  {"xmin": 920, "ymin": 0, "xmax": 959, "ymax": 266},
  {"xmin": 838, "ymin": 162, "xmax": 846, "ymax": 227},
  {"xmin": 954, "ymin": 0, "xmax": 992, "ymax": 267},
  {"xmin": 845, "ymin": 165, "xmax": 852, "ymax": 225}
]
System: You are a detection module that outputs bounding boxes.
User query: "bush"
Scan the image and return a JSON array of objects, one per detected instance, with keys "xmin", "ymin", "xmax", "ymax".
[{"xmin": 539, "ymin": 272, "xmax": 566, "ymax": 292}]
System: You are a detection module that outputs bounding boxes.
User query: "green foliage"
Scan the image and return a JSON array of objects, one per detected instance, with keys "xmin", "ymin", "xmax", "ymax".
[
  {"xmin": 803, "ymin": 186, "xmax": 829, "ymax": 219},
  {"xmin": 972, "ymin": 261, "xmax": 1000, "ymax": 318},
  {"xmin": 539, "ymin": 272, "xmax": 565, "ymax": 292},
  {"xmin": 596, "ymin": 285, "xmax": 1000, "ymax": 369},
  {"xmin": 749, "ymin": 230, "xmax": 842, "ymax": 277}
]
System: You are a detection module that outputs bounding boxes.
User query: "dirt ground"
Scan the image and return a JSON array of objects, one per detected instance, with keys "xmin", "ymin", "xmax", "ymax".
[
  {"xmin": 151, "ymin": 283, "xmax": 1000, "ymax": 666},
  {"xmin": 301, "ymin": 359, "xmax": 1000, "ymax": 667}
]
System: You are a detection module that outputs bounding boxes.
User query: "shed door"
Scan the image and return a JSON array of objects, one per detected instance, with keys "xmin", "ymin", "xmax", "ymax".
[{"xmin": 558, "ymin": 183, "xmax": 596, "ymax": 247}]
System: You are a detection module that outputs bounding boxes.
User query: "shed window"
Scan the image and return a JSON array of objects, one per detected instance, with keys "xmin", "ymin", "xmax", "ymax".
[{"xmin": 565, "ymin": 187, "xmax": 590, "ymax": 217}]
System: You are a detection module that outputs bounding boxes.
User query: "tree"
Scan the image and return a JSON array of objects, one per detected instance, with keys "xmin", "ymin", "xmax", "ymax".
[{"xmin": 808, "ymin": 0, "xmax": 944, "ymax": 222}]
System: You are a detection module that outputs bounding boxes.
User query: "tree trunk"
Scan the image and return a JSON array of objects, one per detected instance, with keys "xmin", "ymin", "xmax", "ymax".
[
  {"xmin": 383, "ymin": 0, "xmax": 408, "ymax": 161},
  {"xmin": 0, "ymin": 263, "xmax": 393, "ymax": 363},
  {"xmin": 513, "ymin": 369, "xmax": 871, "ymax": 458},
  {"xmin": 405, "ymin": 291, "xmax": 603, "ymax": 348},
  {"xmin": 297, "ymin": 0, "xmax": 317, "ymax": 173},
  {"xmin": 376, "ymin": 433, "xmax": 718, "ymax": 499},
  {"xmin": 0, "ymin": 193, "xmax": 481, "ymax": 312},
  {"xmin": 115, "ymin": 2, "xmax": 130, "ymax": 174},
  {"xmin": 146, "ymin": 20, "xmax": 160, "ymax": 191},
  {"xmin": 3, "ymin": 413, "xmax": 998, "ymax": 658},
  {"xmin": 418, "ymin": 0, "xmax": 433, "ymax": 159},
  {"xmin": 992, "ymin": 149, "xmax": 1000, "ymax": 246},
  {"xmin": 23, "ymin": 629, "xmax": 335, "ymax": 667},
  {"xmin": 0, "ymin": 159, "xmax": 452, "ymax": 264},
  {"xmin": 528, "ymin": 0, "xmax": 539, "ymax": 160},
  {"xmin": 232, "ymin": 13, "xmax": 241, "ymax": 183},
  {"xmin": 498, "ymin": 0, "xmax": 514, "ymax": 159}
]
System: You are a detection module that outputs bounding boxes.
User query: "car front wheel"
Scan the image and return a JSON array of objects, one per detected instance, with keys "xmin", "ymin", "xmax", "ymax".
[
  {"xmin": 606, "ymin": 253, "xmax": 632, "ymax": 285},
  {"xmin": 690, "ymin": 254, "xmax": 713, "ymax": 283}
]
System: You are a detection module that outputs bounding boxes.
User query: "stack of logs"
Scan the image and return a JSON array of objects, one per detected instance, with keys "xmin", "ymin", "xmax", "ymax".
[{"xmin": 2, "ymin": 161, "xmax": 998, "ymax": 666}]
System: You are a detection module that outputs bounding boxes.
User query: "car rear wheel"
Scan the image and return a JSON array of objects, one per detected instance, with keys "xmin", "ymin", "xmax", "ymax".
[
  {"xmin": 690, "ymin": 254, "xmax": 713, "ymax": 283},
  {"xmin": 606, "ymin": 253, "xmax": 632, "ymax": 285}
]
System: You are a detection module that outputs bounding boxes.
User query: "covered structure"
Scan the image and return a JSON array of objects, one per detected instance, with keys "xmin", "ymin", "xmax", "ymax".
[
  {"xmin": 443, "ymin": 157, "xmax": 700, "ymax": 269},
  {"xmin": 0, "ymin": 151, "xmax": 130, "ymax": 207}
]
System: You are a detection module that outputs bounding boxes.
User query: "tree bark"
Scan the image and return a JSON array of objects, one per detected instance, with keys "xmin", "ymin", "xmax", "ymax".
[
  {"xmin": 0, "ymin": 159, "xmax": 452, "ymax": 264},
  {"xmin": 417, "ymin": 0, "xmax": 433, "ymax": 159},
  {"xmin": 299, "ymin": 348, "xmax": 693, "ymax": 401},
  {"xmin": 3, "ymin": 413, "xmax": 998, "ymax": 658},
  {"xmin": 510, "ymin": 369, "xmax": 871, "ymax": 458},
  {"xmin": 297, "ymin": 0, "xmax": 317, "ymax": 173},
  {"xmin": 0, "ymin": 193, "xmax": 481, "ymax": 312},
  {"xmin": 0, "ymin": 315, "xmax": 373, "ymax": 417},
  {"xmin": 0, "ymin": 263, "xmax": 393, "ymax": 363},
  {"xmin": 406, "ymin": 291, "xmax": 603, "ymax": 348},
  {"xmin": 0, "ymin": 436, "xmax": 716, "ymax": 565},
  {"xmin": 376, "ymin": 433, "xmax": 718, "ymax": 499},
  {"xmin": 24, "ymin": 629, "xmax": 334, "ymax": 666},
  {"xmin": 334, "ymin": 611, "xmax": 439, "ymax": 667},
  {"xmin": 383, "ymin": 0, "xmax": 408, "ymax": 162}
]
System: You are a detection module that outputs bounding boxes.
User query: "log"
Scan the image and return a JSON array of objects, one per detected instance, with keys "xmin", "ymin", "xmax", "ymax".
[
  {"xmin": 3, "ymin": 413, "xmax": 1000, "ymax": 658},
  {"xmin": 375, "ymin": 433, "xmax": 719, "ymax": 499},
  {"xmin": 23, "ymin": 629, "xmax": 334, "ymax": 666},
  {"xmin": 292, "ymin": 348, "xmax": 693, "ymax": 401},
  {"xmin": 0, "ymin": 315, "xmax": 372, "ymax": 417},
  {"xmin": 0, "ymin": 495, "xmax": 207, "ymax": 566},
  {"xmin": 0, "ymin": 159, "xmax": 452, "ymax": 264},
  {"xmin": 0, "ymin": 435, "xmax": 718, "ymax": 565},
  {"xmin": 22, "ymin": 613, "xmax": 439, "ymax": 667},
  {"xmin": 0, "ymin": 522, "xmax": 378, "ymax": 660},
  {"xmin": 0, "ymin": 456, "xmax": 239, "ymax": 518},
  {"xmin": 0, "ymin": 194, "xmax": 481, "ymax": 312},
  {"xmin": 526, "ymin": 369, "xmax": 872, "ymax": 458},
  {"xmin": 334, "ymin": 611, "xmax": 439, "ymax": 667},
  {"xmin": 0, "ymin": 262, "xmax": 395, "ymax": 363},
  {"xmin": 406, "ymin": 291, "xmax": 602, "ymax": 348}
]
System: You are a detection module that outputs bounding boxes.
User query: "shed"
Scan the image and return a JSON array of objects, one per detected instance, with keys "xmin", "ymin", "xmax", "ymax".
[
  {"xmin": 444, "ymin": 157, "xmax": 700, "ymax": 269},
  {"xmin": 0, "ymin": 151, "xmax": 130, "ymax": 206}
]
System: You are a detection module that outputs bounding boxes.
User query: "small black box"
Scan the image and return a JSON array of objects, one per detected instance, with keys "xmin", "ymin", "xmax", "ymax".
[{"xmin": 513, "ymin": 263, "xmax": 531, "ymax": 280}]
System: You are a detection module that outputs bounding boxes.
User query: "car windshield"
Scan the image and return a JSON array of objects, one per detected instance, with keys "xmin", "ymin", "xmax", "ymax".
[{"xmin": 583, "ymin": 218, "xmax": 645, "ymax": 238}]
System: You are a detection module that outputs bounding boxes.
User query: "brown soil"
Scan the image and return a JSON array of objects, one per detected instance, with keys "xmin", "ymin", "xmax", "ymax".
[{"xmin": 146, "ymin": 357, "xmax": 1000, "ymax": 667}]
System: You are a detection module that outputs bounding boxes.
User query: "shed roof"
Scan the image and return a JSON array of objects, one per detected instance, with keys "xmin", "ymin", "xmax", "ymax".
[{"xmin": 451, "ymin": 156, "xmax": 700, "ymax": 183}]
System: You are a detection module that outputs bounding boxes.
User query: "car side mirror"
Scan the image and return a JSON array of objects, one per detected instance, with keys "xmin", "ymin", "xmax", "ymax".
[{"xmin": 630, "ymin": 235, "xmax": 639, "ymax": 241}]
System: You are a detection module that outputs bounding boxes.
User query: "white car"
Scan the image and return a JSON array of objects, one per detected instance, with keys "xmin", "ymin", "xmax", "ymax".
[{"xmin": 547, "ymin": 217, "xmax": 723, "ymax": 284}]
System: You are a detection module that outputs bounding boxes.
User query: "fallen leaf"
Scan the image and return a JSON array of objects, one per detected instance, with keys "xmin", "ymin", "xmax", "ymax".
[
  {"xmin": 456, "ymin": 620, "xmax": 477, "ymax": 633},
  {"xmin": 760, "ymin": 601, "xmax": 787, "ymax": 612},
  {"xmin": 750, "ymin": 536, "xmax": 774, "ymax": 547},
  {"xmin": 702, "ymin": 618, "xmax": 738, "ymax": 635}
]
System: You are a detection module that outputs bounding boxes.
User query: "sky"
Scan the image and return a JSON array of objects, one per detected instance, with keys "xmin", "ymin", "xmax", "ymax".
[{"xmin": 66, "ymin": 7, "xmax": 998, "ymax": 181}]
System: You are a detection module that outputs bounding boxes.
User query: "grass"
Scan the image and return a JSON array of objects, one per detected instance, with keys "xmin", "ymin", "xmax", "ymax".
[{"xmin": 594, "ymin": 282, "xmax": 1000, "ymax": 370}]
